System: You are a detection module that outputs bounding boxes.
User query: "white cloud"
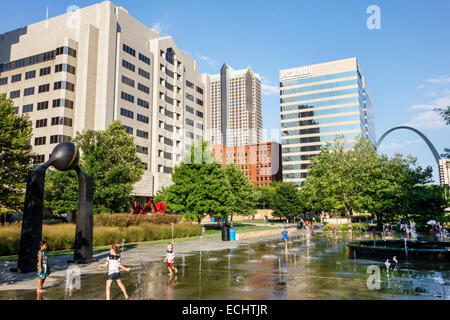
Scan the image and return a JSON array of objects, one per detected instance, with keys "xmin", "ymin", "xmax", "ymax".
[
  {"xmin": 402, "ymin": 110, "xmax": 446, "ymax": 129},
  {"xmin": 196, "ymin": 54, "xmax": 217, "ymax": 67},
  {"xmin": 378, "ymin": 141, "xmax": 403, "ymax": 151},
  {"xmin": 260, "ymin": 75, "xmax": 279, "ymax": 96},
  {"xmin": 151, "ymin": 22, "xmax": 169, "ymax": 35},
  {"xmin": 427, "ymin": 75, "xmax": 450, "ymax": 84},
  {"xmin": 432, "ymin": 95, "xmax": 450, "ymax": 107},
  {"xmin": 409, "ymin": 104, "xmax": 435, "ymax": 110},
  {"xmin": 405, "ymin": 139, "xmax": 424, "ymax": 145}
]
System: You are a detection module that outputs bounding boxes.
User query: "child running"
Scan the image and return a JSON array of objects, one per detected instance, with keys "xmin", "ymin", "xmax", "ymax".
[
  {"xmin": 281, "ymin": 226, "xmax": 289, "ymax": 252},
  {"xmin": 164, "ymin": 243, "xmax": 178, "ymax": 275},
  {"xmin": 36, "ymin": 240, "xmax": 49, "ymax": 293},
  {"xmin": 98, "ymin": 243, "xmax": 131, "ymax": 300}
]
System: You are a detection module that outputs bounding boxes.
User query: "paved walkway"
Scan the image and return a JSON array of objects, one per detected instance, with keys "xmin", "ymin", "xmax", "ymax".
[{"xmin": 0, "ymin": 230, "xmax": 309, "ymax": 292}]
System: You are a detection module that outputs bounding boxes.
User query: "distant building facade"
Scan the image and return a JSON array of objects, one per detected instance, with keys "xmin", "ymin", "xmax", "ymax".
[
  {"xmin": 208, "ymin": 63, "xmax": 263, "ymax": 147},
  {"xmin": 439, "ymin": 158, "xmax": 450, "ymax": 186},
  {"xmin": 213, "ymin": 141, "xmax": 282, "ymax": 187}
]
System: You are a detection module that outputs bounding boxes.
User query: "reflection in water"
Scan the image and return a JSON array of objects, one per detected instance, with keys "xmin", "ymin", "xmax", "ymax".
[{"xmin": 1, "ymin": 232, "xmax": 449, "ymax": 300}]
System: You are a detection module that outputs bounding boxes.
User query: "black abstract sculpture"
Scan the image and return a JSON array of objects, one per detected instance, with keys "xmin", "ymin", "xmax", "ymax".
[{"xmin": 15, "ymin": 142, "xmax": 94, "ymax": 273}]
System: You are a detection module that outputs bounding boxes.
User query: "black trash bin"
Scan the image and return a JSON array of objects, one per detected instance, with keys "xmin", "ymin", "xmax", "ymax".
[{"xmin": 221, "ymin": 225, "xmax": 230, "ymax": 241}]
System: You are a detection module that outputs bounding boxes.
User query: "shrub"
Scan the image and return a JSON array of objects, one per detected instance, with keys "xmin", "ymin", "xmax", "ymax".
[
  {"xmin": 0, "ymin": 222, "xmax": 201, "ymax": 256},
  {"xmin": 94, "ymin": 213, "xmax": 181, "ymax": 227}
]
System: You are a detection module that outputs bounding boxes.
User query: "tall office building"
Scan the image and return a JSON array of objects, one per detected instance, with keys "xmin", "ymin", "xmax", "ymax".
[
  {"xmin": 208, "ymin": 63, "xmax": 263, "ymax": 147},
  {"xmin": 279, "ymin": 58, "xmax": 375, "ymax": 186},
  {"xmin": 0, "ymin": 1, "xmax": 208, "ymax": 199}
]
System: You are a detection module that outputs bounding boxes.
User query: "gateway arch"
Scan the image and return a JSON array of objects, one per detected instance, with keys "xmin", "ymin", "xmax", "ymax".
[{"xmin": 375, "ymin": 126, "xmax": 441, "ymax": 168}]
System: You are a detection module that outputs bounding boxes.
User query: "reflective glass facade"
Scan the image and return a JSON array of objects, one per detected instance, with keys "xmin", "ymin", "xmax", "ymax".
[{"xmin": 279, "ymin": 58, "xmax": 375, "ymax": 186}]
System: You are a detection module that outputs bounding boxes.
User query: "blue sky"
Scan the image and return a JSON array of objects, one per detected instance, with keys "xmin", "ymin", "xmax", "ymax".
[{"xmin": 1, "ymin": 0, "xmax": 449, "ymax": 183}]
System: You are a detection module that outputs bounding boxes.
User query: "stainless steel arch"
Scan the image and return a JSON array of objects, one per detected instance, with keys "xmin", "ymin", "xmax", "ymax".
[{"xmin": 376, "ymin": 126, "xmax": 441, "ymax": 167}]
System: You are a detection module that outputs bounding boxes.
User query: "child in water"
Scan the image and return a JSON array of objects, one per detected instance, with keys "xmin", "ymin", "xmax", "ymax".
[
  {"xmin": 164, "ymin": 243, "xmax": 178, "ymax": 275},
  {"xmin": 98, "ymin": 243, "xmax": 131, "ymax": 300},
  {"xmin": 36, "ymin": 240, "xmax": 49, "ymax": 293},
  {"xmin": 281, "ymin": 226, "xmax": 289, "ymax": 252}
]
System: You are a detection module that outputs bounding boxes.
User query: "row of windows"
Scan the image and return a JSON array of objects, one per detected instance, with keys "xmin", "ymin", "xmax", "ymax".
[
  {"xmin": 280, "ymin": 79, "xmax": 357, "ymax": 96},
  {"xmin": 281, "ymin": 97, "xmax": 360, "ymax": 113},
  {"xmin": 35, "ymin": 116, "xmax": 73, "ymax": 128},
  {"xmin": 0, "ymin": 46, "xmax": 76, "ymax": 73},
  {"xmin": 136, "ymin": 145, "xmax": 148, "ymax": 154},
  {"xmin": 283, "ymin": 172, "xmax": 308, "ymax": 179},
  {"xmin": 280, "ymin": 88, "xmax": 358, "ymax": 104},
  {"xmin": 282, "ymin": 154, "xmax": 316, "ymax": 162},
  {"xmin": 280, "ymin": 71, "xmax": 357, "ymax": 88},
  {"xmin": 281, "ymin": 113, "xmax": 359, "ymax": 128},
  {"xmin": 120, "ymin": 107, "xmax": 148, "ymax": 124},
  {"xmin": 8, "ymin": 82, "xmax": 75, "ymax": 98},
  {"xmin": 21, "ymin": 99, "xmax": 73, "ymax": 113},
  {"xmin": 283, "ymin": 164, "xmax": 311, "ymax": 171},
  {"xmin": 281, "ymin": 124, "xmax": 361, "ymax": 142},
  {"xmin": 281, "ymin": 104, "xmax": 360, "ymax": 120}
]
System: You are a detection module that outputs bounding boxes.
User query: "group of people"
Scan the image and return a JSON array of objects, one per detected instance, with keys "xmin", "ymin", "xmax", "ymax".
[
  {"xmin": 36, "ymin": 240, "xmax": 179, "ymax": 300},
  {"xmin": 0, "ymin": 212, "xmax": 14, "ymax": 226},
  {"xmin": 430, "ymin": 222, "xmax": 447, "ymax": 241}
]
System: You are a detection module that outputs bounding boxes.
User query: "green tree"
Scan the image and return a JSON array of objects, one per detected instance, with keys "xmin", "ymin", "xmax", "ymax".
[
  {"xmin": 0, "ymin": 94, "xmax": 34, "ymax": 210},
  {"xmin": 300, "ymin": 136, "xmax": 381, "ymax": 217},
  {"xmin": 45, "ymin": 121, "xmax": 144, "ymax": 214},
  {"xmin": 255, "ymin": 184, "xmax": 277, "ymax": 209},
  {"xmin": 271, "ymin": 182, "xmax": 302, "ymax": 221},
  {"xmin": 435, "ymin": 106, "xmax": 450, "ymax": 125},
  {"xmin": 223, "ymin": 164, "xmax": 256, "ymax": 222},
  {"xmin": 163, "ymin": 139, "xmax": 232, "ymax": 223}
]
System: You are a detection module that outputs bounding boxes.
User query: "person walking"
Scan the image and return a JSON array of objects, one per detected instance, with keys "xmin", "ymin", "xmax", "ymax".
[
  {"xmin": 164, "ymin": 243, "xmax": 178, "ymax": 275},
  {"xmin": 0, "ymin": 214, "xmax": 5, "ymax": 226}
]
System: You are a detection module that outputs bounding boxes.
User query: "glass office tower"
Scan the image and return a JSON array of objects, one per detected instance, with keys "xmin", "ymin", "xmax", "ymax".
[{"xmin": 279, "ymin": 58, "xmax": 375, "ymax": 186}]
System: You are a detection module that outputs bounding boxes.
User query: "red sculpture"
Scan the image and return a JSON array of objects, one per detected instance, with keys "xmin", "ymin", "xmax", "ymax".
[{"xmin": 130, "ymin": 198, "xmax": 167, "ymax": 215}]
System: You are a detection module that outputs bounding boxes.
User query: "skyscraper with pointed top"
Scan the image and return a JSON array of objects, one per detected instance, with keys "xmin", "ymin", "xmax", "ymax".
[{"xmin": 207, "ymin": 63, "xmax": 263, "ymax": 146}]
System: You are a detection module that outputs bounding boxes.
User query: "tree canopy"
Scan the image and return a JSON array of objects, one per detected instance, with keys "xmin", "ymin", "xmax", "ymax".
[
  {"xmin": 45, "ymin": 120, "xmax": 144, "ymax": 214},
  {"xmin": 0, "ymin": 94, "xmax": 34, "ymax": 210},
  {"xmin": 271, "ymin": 182, "xmax": 303, "ymax": 221}
]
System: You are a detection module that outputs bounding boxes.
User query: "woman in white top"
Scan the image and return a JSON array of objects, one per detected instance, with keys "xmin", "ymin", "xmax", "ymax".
[{"xmin": 98, "ymin": 243, "xmax": 131, "ymax": 300}]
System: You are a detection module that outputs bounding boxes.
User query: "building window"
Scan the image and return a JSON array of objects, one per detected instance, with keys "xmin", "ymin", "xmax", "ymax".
[
  {"xmin": 50, "ymin": 135, "xmax": 71, "ymax": 144},
  {"xmin": 185, "ymin": 118, "xmax": 194, "ymax": 126},
  {"xmin": 186, "ymin": 93, "xmax": 194, "ymax": 102},
  {"xmin": 123, "ymin": 125, "xmax": 133, "ymax": 135},
  {"xmin": 51, "ymin": 116, "xmax": 72, "ymax": 127},
  {"xmin": 121, "ymin": 91, "xmax": 134, "ymax": 103},
  {"xmin": 22, "ymin": 104, "xmax": 33, "ymax": 113},
  {"xmin": 164, "ymin": 96, "xmax": 174, "ymax": 105},
  {"xmin": 137, "ymin": 113, "xmax": 149, "ymax": 124},
  {"xmin": 11, "ymin": 73, "xmax": 22, "ymax": 83},
  {"xmin": 136, "ymin": 129, "xmax": 149, "ymax": 139},
  {"xmin": 136, "ymin": 145, "xmax": 148, "ymax": 154},
  {"xmin": 122, "ymin": 59, "xmax": 135, "ymax": 72},
  {"xmin": 10, "ymin": 90, "xmax": 20, "ymax": 99},
  {"xmin": 165, "ymin": 68, "xmax": 174, "ymax": 78},
  {"xmin": 24, "ymin": 87, "xmax": 35, "ymax": 96},
  {"xmin": 138, "ymin": 68, "xmax": 150, "ymax": 79},
  {"xmin": 123, "ymin": 44, "xmax": 136, "ymax": 57},
  {"xmin": 40, "ymin": 67, "xmax": 51, "ymax": 76},
  {"xmin": 0, "ymin": 77, "xmax": 7, "ymax": 85},
  {"xmin": 34, "ymin": 154, "xmax": 45, "ymax": 163},
  {"xmin": 185, "ymin": 105, "xmax": 194, "ymax": 114},
  {"xmin": 139, "ymin": 53, "xmax": 150, "ymax": 65},
  {"xmin": 186, "ymin": 80, "xmax": 194, "ymax": 89},
  {"xmin": 52, "ymin": 98, "xmax": 73, "ymax": 109},
  {"xmin": 36, "ymin": 119, "xmax": 47, "ymax": 128},
  {"xmin": 25, "ymin": 70, "xmax": 36, "ymax": 80},
  {"xmin": 55, "ymin": 64, "xmax": 75, "ymax": 74},
  {"xmin": 56, "ymin": 46, "xmax": 76, "ymax": 58},
  {"xmin": 34, "ymin": 137, "xmax": 47, "ymax": 146},
  {"xmin": 165, "ymin": 48, "xmax": 174, "ymax": 65},
  {"xmin": 137, "ymin": 98, "xmax": 149, "ymax": 109},
  {"xmin": 165, "ymin": 81, "xmax": 174, "ymax": 91},
  {"xmin": 196, "ymin": 98, "xmax": 203, "ymax": 106},
  {"xmin": 196, "ymin": 110, "xmax": 204, "ymax": 118},
  {"xmin": 38, "ymin": 84, "xmax": 50, "ymax": 93},
  {"xmin": 121, "ymin": 75, "xmax": 135, "ymax": 88},
  {"xmin": 37, "ymin": 101, "xmax": 49, "ymax": 110},
  {"xmin": 196, "ymin": 86, "xmax": 204, "ymax": 95},
  {"xmin": 54, "ymin": 81, "xmax": 75, "ymax": 91},
  {"xmin": 138, "ymin": 83, "xmax": 150, "ymax": 94},
  {"xmin": 120, "ymin": 108, "xmax": 134, "ymax": 119}
]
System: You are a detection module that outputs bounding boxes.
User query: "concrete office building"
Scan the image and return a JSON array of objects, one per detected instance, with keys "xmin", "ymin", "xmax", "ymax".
[
  {"xmin": 208, "ymin": 64, "xmax": 263, "ymax": 147},
  {"xmin": 213, "ymin": 141, "xmax": 282, "ymax": 187},
  {"xmin": 0, "ymin": 1, "xmax": 208, "ymax": 199},
  {"xmin": 279, "ymin": 58, "xmax": 375, "ymax": 186}
]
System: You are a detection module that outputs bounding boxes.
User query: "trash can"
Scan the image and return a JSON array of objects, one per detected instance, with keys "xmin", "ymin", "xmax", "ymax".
[
  {"xmin": 229, "ymin": 228, "xmax": 236, "ymax": 241},
  {"xmin": 211, "ymin": 217, "xmax": 215, "ymax": 223},
  {"xmin": 221, "ymin": 225, "xmax": 230, "ymax": 241}
]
